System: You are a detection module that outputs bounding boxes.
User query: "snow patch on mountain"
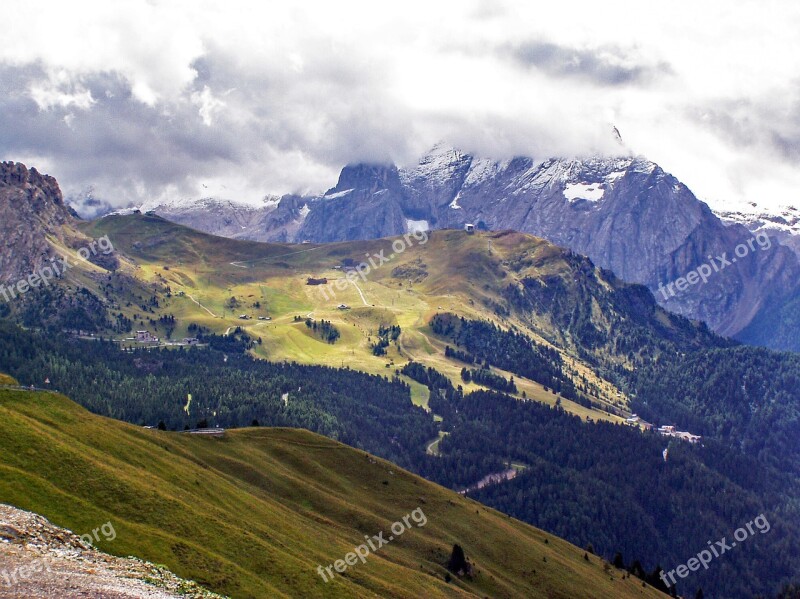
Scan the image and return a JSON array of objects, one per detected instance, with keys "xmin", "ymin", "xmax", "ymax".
[
  {"xmin": 628, "ymin": 158, "xmax": 658, "ymax": 174},
  {"xmin": 406, "ymin": 218, "xmax": 429, "ymax": 233},
  {"xmin": 137, "ymin": 194, "xmax": 272, "ymax": 214},
  {"xmin": 564, "ymin": 182, "xmax": 605, "ymax": 202},
  {"xmin": 324, "ymin": 188, "xmax": 353, "ymax": 199},
  {"xmin": 606, "ymin": 171, "xmax": 626, "ymax": 183},
  {"xmin": 717, "ymin": 206, "xmax": 800, "ymax": 234},
  {"xmin": 262, "ymin": 194, "xmax": 282, "ymax": 209}
]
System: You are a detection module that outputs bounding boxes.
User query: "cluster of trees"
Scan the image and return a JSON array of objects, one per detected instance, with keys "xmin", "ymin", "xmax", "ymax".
[
  {"xmin": 378, "ymin": 324, "xmax": 401, "ymax": 341},
  {"xmin": 460, "ymin": 367, "xmax": 516, "ymax": 393},
  {"xmin": 371, "ymin": 324, "xmax": 401, "ymax": 356},
  {"xmin": 444, "ymin": 345, "xmax": 476, "ymax": 364},
  {"xmin": 147, "ymin": 314, "xmax": 176, "ymax": 339},
  {"xmin": 197, "ymin": 327, "xmax": 258, "ymax": 353},
  {"xmin": 400, "ymin": 361, "xmax": 463, "ymax": 425},
  {"xmin": 113, "ymin": 312, "xmax": 133, "ymax": 332},
  {"xmin": 304, "ymin": 318, "xmax": 341, "ymax": 344},
  {"xmin": 401, "ymin": 361, "xmax": 452, "ymax": 390}
]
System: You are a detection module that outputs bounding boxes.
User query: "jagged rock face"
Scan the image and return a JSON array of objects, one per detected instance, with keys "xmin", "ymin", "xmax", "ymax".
[
  {"xmin": 400, "ymin": 144, "xmax": 474, "ymax": 218},
  {"xmin": 0, "ymin": 162, "xmax": 76, "ymax": 284},
  {"xmin": 140, "ymin": 147, "xmax": 800, "ymax": 347},
  {"xmin": 330, "ymin": 163, "xmax": 403, "ymax": 196},
  {"xmin": 297, "ymin": 164, "xmax": 408, "ymax": 242}
]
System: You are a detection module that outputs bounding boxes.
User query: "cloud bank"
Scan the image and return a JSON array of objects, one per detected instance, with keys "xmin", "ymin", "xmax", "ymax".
[{"xmin": 0, "ymin": 0, "xmax": 798, "ymax": 214}]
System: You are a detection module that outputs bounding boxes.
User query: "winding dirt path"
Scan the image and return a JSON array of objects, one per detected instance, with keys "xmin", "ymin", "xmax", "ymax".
[
  {"xmin": 185, "ymin": 294, "xmax": 218, "ymax": 318},
  {"xmin": 349, "ymin": 280, "xmax": 369, "ymax": 306}
]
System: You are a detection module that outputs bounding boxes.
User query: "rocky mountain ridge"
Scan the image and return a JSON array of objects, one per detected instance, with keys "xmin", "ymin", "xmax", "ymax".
[{"xmin": 717, "ymin": 205, "xmax": 800, "ymax": 257}]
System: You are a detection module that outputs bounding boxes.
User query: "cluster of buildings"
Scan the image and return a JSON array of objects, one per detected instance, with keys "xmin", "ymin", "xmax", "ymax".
[
  {"xmin": 625, "ymin": 415, "xmax": 702, "ymax": 444},
  {"xmin": 126, "ymin": 330, "xmax": 199, "ymax": 346},
  {"xmin": 657, "ymin": 425, "xmax": 702, "ymax": 444},
  {"xmin": 135, "ymin": 330, "xmax": 158, "ymax": 343}
]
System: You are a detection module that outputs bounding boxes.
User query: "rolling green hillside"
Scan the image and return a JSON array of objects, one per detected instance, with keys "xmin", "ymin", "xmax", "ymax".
[
  {"xmin": 66, "ymin": 214, "xmax": 717, "ymax": 424},
  {"xmin": 0, "ymin": 386, "xmax": 666, "ymax": 599},
  {"xmin": 81, "ymin": 215, "xmax": 613, "ymax": 416}
]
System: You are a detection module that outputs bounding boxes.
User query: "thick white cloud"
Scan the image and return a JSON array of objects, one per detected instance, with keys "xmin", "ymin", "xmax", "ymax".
[{"xmin": 0, "ymin": 0, "xmax": 798, "ymax": 213}]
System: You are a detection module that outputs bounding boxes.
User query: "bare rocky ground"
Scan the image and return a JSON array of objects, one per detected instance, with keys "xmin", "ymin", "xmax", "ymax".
[{"xmin": 0, "ymin": 504, "xmax": 226, "ymax": 598}]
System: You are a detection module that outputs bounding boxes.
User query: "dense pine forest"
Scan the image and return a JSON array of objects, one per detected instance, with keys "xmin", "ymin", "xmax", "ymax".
[
  {"xmin": 435, "ymin": 390, "xmax": 800, "ymax": 599},
  {"xmin": 628, "ymin": 346, "xmax": 800, "ymax": 474}
]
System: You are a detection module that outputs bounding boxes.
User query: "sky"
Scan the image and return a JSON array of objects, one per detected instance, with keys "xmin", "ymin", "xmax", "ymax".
[{"xmin": 1, "ymin": 0, "xmax": 799, "ymax": 215}]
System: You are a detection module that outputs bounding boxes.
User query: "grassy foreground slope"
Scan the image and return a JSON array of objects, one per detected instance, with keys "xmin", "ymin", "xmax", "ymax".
[{"xmin": 0, "ymin": 387, "xmax": 665, "ymax": 599}]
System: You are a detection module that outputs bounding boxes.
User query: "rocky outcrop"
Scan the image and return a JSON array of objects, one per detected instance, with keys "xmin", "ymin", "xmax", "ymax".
[
  {"xmin": 0, "ymin": 162, "xmax": 77, "ymax": 284},
  {"xmin": 0, "ymin": 504, "xmax": 224, "ymax": 598}
]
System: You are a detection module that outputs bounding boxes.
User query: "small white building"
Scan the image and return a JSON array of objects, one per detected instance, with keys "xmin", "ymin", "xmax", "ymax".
[{"xmin": 464, "ymin": 223, "xmax": 475, "ymax": 233}]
